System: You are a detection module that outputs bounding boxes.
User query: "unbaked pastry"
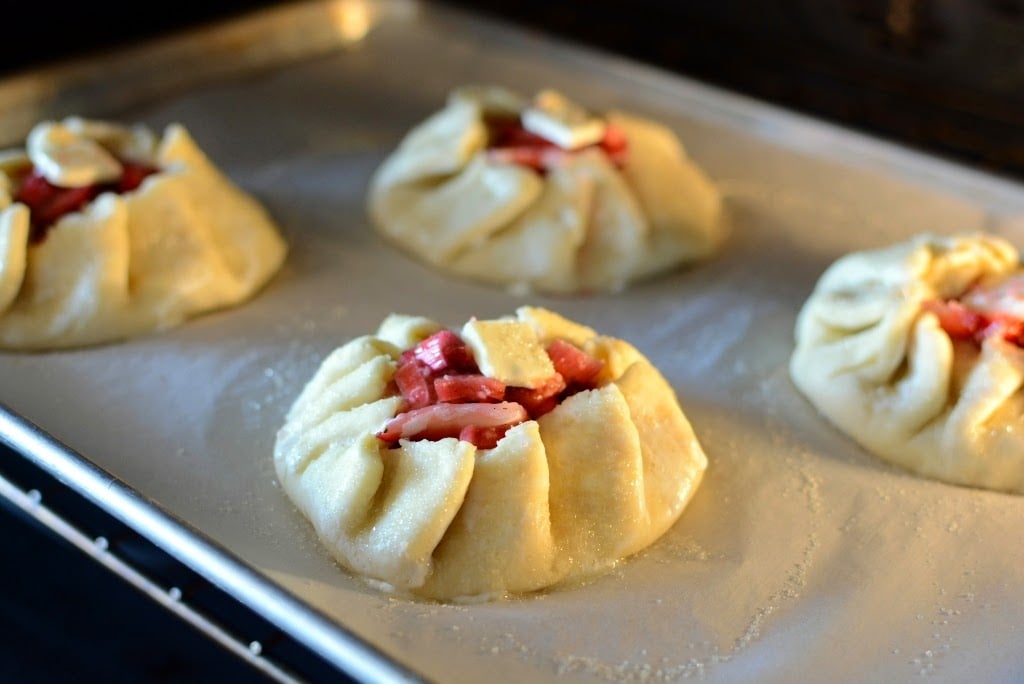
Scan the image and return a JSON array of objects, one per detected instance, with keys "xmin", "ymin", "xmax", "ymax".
[
  {"xmin": 790, "ymin": 233, "xmax": 1024, "ymax": 493},
  {"xmin": 367, "ymin": 86, "xmax": 724, "ymax": 294},
  {"xmin": 0, "ymin": 117, "xmax": 287, "ymax": 350},
  {"xmin": 274, "ymin": 306, "xmax": 708, "ymax": 600}
]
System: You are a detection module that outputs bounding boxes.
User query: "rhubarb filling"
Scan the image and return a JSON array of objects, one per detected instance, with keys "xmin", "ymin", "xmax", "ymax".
[
  {"xmin": 484, "ymin": 115, "xmax": 628, "ymax": 172},
  {"xmin": 376, "ymin": 329, "xmax": 605, "ymax": 449},
  {"xmin": 12, "ymin": 160, "xmax": 160, "ymax": 243},
  {"xmin": 923, "ymin": 275, "xmax": 1024, "ymax": 347}
]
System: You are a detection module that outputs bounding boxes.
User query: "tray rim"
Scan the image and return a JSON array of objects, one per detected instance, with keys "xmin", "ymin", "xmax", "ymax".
[{"xmin": 0, "ymin": 401, "xmax": 426, "ymax": 682}]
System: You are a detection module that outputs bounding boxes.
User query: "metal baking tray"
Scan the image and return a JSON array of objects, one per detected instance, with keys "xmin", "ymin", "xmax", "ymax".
[{"xmin": 2, "ymin": 1, "xmax": 1022, "ymax": 681}]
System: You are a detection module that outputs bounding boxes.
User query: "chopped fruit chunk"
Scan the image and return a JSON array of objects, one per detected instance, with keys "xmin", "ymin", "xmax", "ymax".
[
  {"xmin": 600, "ymin": 124, "xmax": 628, "ymax": 153},
  {"xmin": 962, "ymin": 275, "xmax": 1024, "ymax": 319},
  {"xmin": 546, "ymin": 339, "xmax": 605, "ymax": 385},
  {"xmin": 33, "ymin": 185, "xmax": 98, "ymax": 232},
  {"xmin": 413, "ymin": 330, "xmax": 477, "ymax": 373},
  {"xmin": 485, "ymin": 115, "xmax": 563, "ymax": 171},
  {"xmin": 393, "ymin": 360, "xmax": 435, "ymax": 409},
  {"xmin": 508, "ymin": 392, "xmax": 558, "ymax": 419},
  {"xmin": 988, "ymin": 313, "xmax": 1024, "ymax": 346},
  {"xmin": 532, "ymin": 372, "xmax": 568, "ymax": 398},
  {"xmin": 458, "ymin": 424, "xmax": 509, "ymax": 450},
  {"xmin": 118, "ymin": 160, "xmax": 159, "ymax": 192},
  {"xmin": 15, "ymin": 169, "xmax": 97, "ymax": 219},
  {"xmin": 379, "ymin": 325, "xmax": 610, "ymax": 447},
  {"xmin": 599, "ymin": 124, "xmax": 629, "ymax": 166},
  {"xmin": 434, "ymin": 374, "xmax": 506, "ymax": 403},
  {"xmin": 922, "ymin": 298, "xmax": 1024, "ymax": 347},
  {"xmin": 377, "ymin": 402, "xmax": 527, "ymax": 444},
  {"xmin": 13, "ymin": 160, "xmax": 160, "ymax": 242},
  {"xmin": 486, "ymin": 116, "xmax": 556, "ymax": 149},
  {"xmin": 922, "ymin": 299, "xmax": 986, "ymax": 340},
  {"xmin": 13, "ymin": 169, "xmax": 52, "ymax": 207},
  {"xmin": 15, "ymin": 169, "xmax": 100, "ymax": 242},
  {"xmin": 505, "ymin": 373, "xmax": 566, "ymax": 419}
]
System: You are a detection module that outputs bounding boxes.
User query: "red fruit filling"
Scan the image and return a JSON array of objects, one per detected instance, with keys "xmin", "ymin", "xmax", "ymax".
[
  {"xmin": 922, "ymin": 297, "xmax": 1024, "ymax": 347},
  {"xmin": 376, "ymin": 402, "xmax": 528, "ymax": 444},
  {"xmin": 412, "ymin": 329, "xmax": 477, "ymax": 372},
  {"xmin": 376, "ymin": 328, "xmax": 605, "ymax": 449},
  {"xmin": 504, "ymin": 373, "xmax": 566, "ymax": 418},
  {"xmin": 546, "ymin": 338, "xmax": 605, "ymax": 386},
  {"xmin": 392, "ymin": 360, "xmax": 435, "ymax": 409},
  {"xmin": 434, "ymin": 374, "xmax": 506, "ymax": 403},
  {"xmin": 12, "ymin": 160, "xmax": 160, "ymax": 243},
  {"xmin": 484, "ymin": 115, "xmax": 628, "ymax": 173},
  {"xmin": 457, "ymin": 424, "xmax": 512, "ymax": 449}
]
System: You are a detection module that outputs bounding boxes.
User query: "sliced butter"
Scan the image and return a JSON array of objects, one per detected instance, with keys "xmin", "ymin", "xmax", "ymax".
[
  {"xmin": 461, "ymin": 318, "xmax": 554, "ymax": 388},
  {"xmin": 27, "ymin": 121, "xmax": 123, "ymax": 188},
  {"xmin": 522, "ymin": 90, "xmax": 605, "ymax": 151}
]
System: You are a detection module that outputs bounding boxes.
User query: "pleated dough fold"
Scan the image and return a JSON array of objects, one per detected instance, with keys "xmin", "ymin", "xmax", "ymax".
[
  {"xmin": 274, "ymin": 307, "xmax": 708, "ymax": 600},
  {"xmin": 368, "ymin": 86, "xmax": 724, "ymax": 294},
  {"xmin": 790, "ymin": 233, "xmax": 1024, "ymax": 493},
  {"xmin": 0, "ymin": 118, "xmax": 287, "ymax": 350}
]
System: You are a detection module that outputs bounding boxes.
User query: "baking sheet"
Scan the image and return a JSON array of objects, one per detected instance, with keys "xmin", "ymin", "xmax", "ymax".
[{"xmin": 2, "ymin": 1, "xmax": 1024, "ymax": 681}]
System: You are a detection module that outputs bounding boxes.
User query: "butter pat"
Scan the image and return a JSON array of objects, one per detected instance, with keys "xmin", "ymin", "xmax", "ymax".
[
  {"xmin": 27, "ymin": 121, "xmax": 123, "ymax": 188},
  {"xmin": 522, "ymin": 90, "xmax": 606, "ymax": 150},
  {"xmin": 963, "ymin": 274, "xmax": 1024, "ymax": 320},
  {"xmin": 462, "ymin": 318, "xmax": 555, "ymax": 388}
]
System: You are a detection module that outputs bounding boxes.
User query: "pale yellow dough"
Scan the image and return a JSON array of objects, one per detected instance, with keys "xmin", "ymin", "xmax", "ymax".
[
  {"xmin": 367, "ymin": 86, "xmax": 724, "ymax": 294},
  {"xmin": 274, "ymin": 307, "xmax": 708, "ymax": 600},
  {"xmin": 790, "ymin": 233, "xmax": 1024, "ymax": 494},
  {"xmin": 0, "ymin": 118, "xmax": 287, "ymax": 350}
]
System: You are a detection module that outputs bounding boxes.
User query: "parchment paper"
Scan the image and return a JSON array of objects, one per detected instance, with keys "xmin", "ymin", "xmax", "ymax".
[{"xmin": 1, "ymin": 2, "xmax": 1022, "ymax": 681}]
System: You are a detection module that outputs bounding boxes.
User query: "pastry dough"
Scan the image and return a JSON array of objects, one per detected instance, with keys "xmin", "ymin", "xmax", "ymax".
[
  {"xmin": 274, "ymin": 306, "xmax": 708, "ymax": 600},
  {"xmin": 0, "ymin": 117, "xmax": 287, "ymax": 350},
  {"xmin": 367, "ymin": 86, "xmax": 724, "ymax": 294},
  {"xmin": 790, "ymin": 233, "xmax": 1024, "ymax": 493}
]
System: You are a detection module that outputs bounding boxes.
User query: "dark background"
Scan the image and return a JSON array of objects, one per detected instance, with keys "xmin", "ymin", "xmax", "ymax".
[
  {"xmin": 4, "ymin": 0, "xmax": 1024, "ymax": 181},
  {"xmin": 444, "ymin": 0, "xmax": 1024, "ymax": 182},
  {"xmin": 3, "ymin": 1, "xmax": 1024, "ymax": 681},
  {"xmin": 0, "ymin": 453, "xmax": 271, "ymax": 683}
]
